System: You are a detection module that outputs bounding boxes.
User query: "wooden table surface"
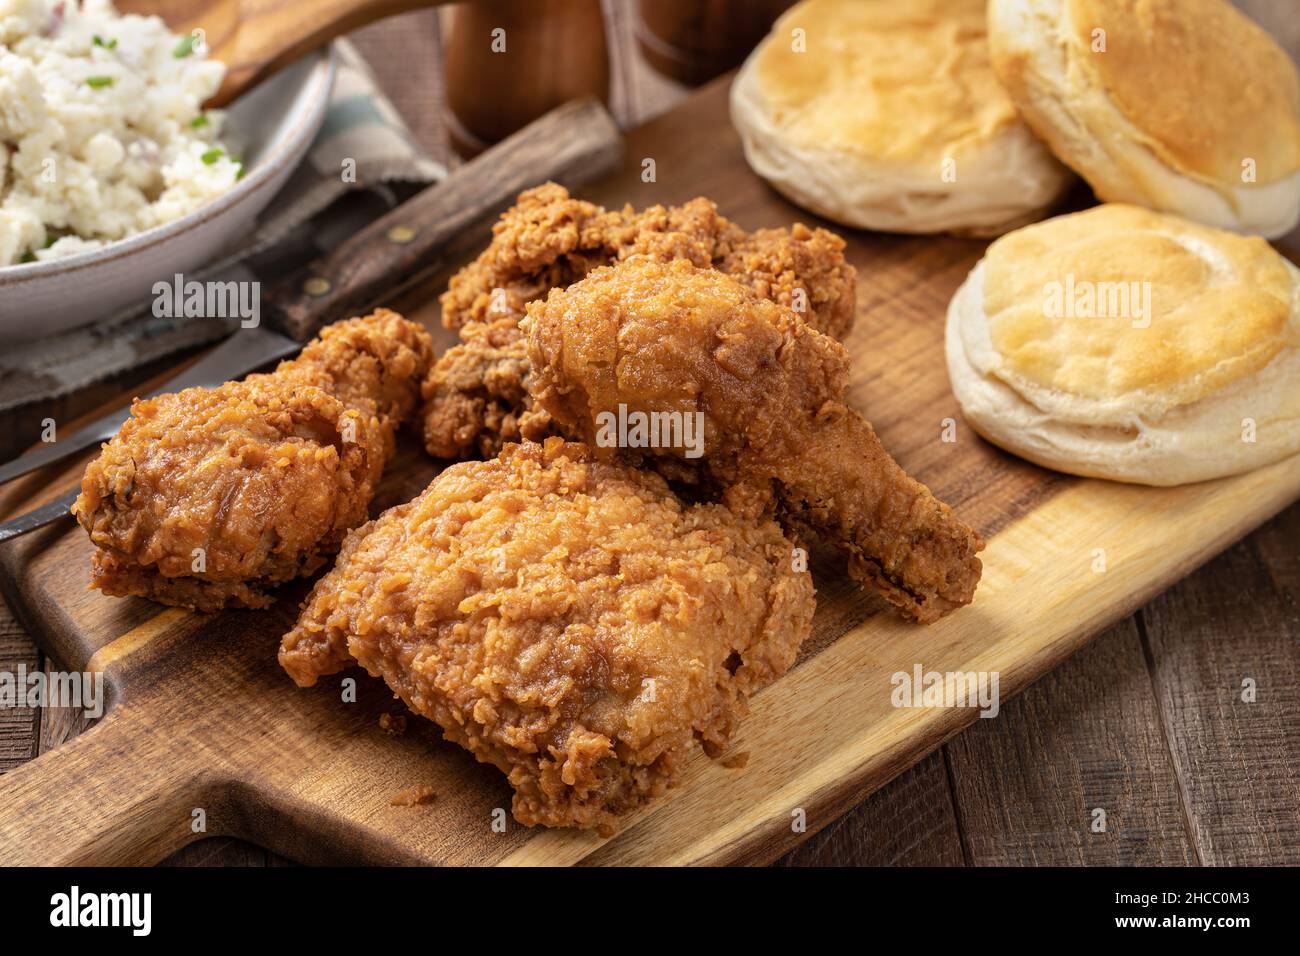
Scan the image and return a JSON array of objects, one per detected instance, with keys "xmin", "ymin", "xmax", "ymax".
[{"xmin": 1, "ymin": 1, "xmax": 1296, "ymax": 867}]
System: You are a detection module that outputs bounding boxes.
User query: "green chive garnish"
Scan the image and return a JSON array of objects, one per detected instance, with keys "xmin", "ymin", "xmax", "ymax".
[
  {"xmin": 174, "ymin": 34, "xmax": 196, "ymax": 58},
  {"xmin": 86, "ymin": 75, "xmax": 113, "ymax": 88},
  {"xmin": 20, "ymin": 251, "xmax": 35, "ymax": 263},
  {"xmin": 190, "ymin": 114, "xmax": 209, "ymax": 129},
  {"xmin": 92, "ymin": 35, "xmax": 117, "ymax": 49},
  {"xmin": 201, "ymin": 148, "xmax": 224, "ymax": 165},
  {"xmin": 234, "ymin": 159, "xmax": 245, "ymax": 180}
]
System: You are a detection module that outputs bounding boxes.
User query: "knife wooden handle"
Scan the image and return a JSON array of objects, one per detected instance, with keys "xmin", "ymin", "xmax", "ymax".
[{"xmin": 265, "ymin": 97, "xmax": 623, "ymax": 341}]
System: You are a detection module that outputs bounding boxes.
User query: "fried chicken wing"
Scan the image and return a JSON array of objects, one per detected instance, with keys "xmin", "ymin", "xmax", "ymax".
[
  {"xmin": 421, "ymin": 182, "xmax": 857, "ymax": 459},
  {"xmin": 73, "ymin": 310, "xmax": 435, "ymax": 611},
  {"xmin": 279, "ymin": 439, "xmax": 815, "ymax": 834},
  {"xmin": 527, "ymin": 258, "xmax": 984, "ymax": 624}
]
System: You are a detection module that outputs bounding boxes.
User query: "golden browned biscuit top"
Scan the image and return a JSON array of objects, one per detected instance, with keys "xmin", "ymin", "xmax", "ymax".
[
  {"xmin": 1067, "ymin": 0, "xmax": 1300, "ymax": 185},
  {"xmin": 983, "ymin": 204, "xmax": 1298, "ymax": 406},
  {"xmin": 752, "ymin": 0, "xmax": 1020, "ymax": 166}
]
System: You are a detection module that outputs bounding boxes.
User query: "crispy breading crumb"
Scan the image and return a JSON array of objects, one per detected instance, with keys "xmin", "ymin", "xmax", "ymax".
[
  {"xmin": 721, "ymin": 752, "xmax": 750, "ymax": 770},
  {"xmin": 379, "ymin": 713, "xmax": 408, "ymax": 736},
  {"xmin": 390, "ymin": 785, "xmax": 437, "ymax": 807}
]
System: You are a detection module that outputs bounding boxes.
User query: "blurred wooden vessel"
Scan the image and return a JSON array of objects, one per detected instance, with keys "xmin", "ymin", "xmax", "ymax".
[
  {"xmin": 634, "ymin": 0, "xmax": 793, "ymax": 86},
  {"xmin": 444, "ymin": 0, "xmax": 611, "ymax": 155}
]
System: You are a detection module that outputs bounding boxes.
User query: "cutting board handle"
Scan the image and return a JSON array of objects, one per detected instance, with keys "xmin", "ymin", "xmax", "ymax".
[{"xmin": 0, "ymin": 705, "xmax": 213, "ymax": 866}]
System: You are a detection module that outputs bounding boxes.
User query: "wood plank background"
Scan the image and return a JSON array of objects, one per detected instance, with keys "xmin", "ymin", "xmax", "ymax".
[{"xmin": 1, "ymin": 0, "xmax": 1296, "ymax": 867}]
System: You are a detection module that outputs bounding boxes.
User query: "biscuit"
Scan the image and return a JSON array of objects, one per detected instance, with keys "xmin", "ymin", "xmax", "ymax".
[
  {"xmin": 946, "ymin": 204, "xmax": 1300, "ymax": 485},
  {"xmin": 729, "ymin": 0, "xmax": 1072, "ymax": 236},
  {"xmin": 988, "ymin": 0, "xmax": 1300, "ymax": 239}
]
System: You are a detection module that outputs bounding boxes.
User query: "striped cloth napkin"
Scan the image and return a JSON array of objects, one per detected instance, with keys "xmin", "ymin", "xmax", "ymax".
[{"xmin": 0, "ymin": 40, "xmax": 446, "ymax": 413}]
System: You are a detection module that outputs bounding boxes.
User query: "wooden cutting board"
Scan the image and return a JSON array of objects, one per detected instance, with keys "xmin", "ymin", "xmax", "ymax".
[{"xmin": 2, "ymin": 77, "xmax": 1298, "ymax": 866}]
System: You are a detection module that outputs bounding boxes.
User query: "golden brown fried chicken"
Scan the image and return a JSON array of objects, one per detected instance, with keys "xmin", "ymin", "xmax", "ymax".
[
  {"xmin": 276, "ymin": 310, "xmax": 436, "ymax": 456},
  {"xmin": 73, "ymin": 310, "xmax": 435, "ymax": 612},
  {"xmin": 527, "ymin": 259, "xmax": 984, "ymax": 624},
  {"xmin": 421, "ymin": 182, "xmax": 857, "ymax": 459},
  {"xmin": 279, "ymin": 439, "xmax": 815, "ymax": 834}
]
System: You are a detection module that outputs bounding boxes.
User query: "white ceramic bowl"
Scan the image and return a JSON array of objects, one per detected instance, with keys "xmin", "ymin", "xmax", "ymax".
[{"xmin": 0, "ymin": 47, "xmax": 337, "ymax": 342}]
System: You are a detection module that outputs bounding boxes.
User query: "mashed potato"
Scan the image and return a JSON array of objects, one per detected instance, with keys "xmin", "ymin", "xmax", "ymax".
[{"xmin": 0, "ymin": 0, "xmax": 238, "ymax": 265}]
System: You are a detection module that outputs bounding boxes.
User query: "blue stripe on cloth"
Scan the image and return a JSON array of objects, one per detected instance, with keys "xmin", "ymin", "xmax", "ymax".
[{"xmin": 317, "ymin": 94, "xmax": 392, "ymax": 140}]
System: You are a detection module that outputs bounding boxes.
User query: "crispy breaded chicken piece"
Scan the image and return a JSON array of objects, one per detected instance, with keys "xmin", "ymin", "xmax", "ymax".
[
  {"xmin": 280, "ymin": 439, "xmax": 815, "ymax": 834},
  {"xmin": 527, "ymin": 259, "xmax": 984, "ymax": 624},
  {"xmin": 276, "ymin": 310, "xmax": 436, "ymax": 456},
  {"xmin": 422, "ymin": 182, "xmax": 857, "ymax": 459},
  {"xmin": 73, "ymin": 310, "xmax": 435, "ymax": 612}
]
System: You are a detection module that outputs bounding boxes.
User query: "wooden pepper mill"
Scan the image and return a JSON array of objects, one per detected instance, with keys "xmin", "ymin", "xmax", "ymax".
[
  {"xmin": 635, "ymin": 0, "xmax": 795, "ymax": 86},
  {"xmin": 444, "ymin": 0, "xmax": 611, "ymax": 156}
]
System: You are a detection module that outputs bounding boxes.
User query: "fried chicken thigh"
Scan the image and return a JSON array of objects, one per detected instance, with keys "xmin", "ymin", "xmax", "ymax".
[
  {"xmin": 527, "ymin": 259, "xmax": 984, "ymax": 623},
  {"xmin": 279, "ymin": 439, "xmax": 814, "ymax": 834},
  {"xmin": 422, "ymin": 182, "xmax": 858, "ymax": 459},
  {"xmin": 74, "ymin": 310, "xmax": 434, "ymax": 611}
]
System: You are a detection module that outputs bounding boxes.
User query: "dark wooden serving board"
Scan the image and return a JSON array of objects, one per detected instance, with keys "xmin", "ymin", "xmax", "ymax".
[{"xmin": 2, "ymin": 78, "xmax": 1298, "ymax": 866}]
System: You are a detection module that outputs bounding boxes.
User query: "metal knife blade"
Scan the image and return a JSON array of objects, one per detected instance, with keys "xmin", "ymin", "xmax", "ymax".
[{"xmin": 0, "ymin": 489, "xmax": 80, "ymax": 545}]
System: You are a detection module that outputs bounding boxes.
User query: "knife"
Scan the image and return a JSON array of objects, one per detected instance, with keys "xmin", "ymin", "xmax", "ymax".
[{"xmin": 0, "ymin": 98, "xmax": 623, "ymax": 541}]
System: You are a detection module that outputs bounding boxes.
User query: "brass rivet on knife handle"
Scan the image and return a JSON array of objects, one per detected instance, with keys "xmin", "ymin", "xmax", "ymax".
[{"xmin": 264, "ymin": 97, "xmax": 624, "ymax": 343}]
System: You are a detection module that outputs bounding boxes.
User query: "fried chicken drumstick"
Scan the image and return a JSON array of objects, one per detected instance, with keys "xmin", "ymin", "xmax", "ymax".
[
  {"xmin": 74, "ymin": 310, "xmax": 435, "ymax": 611},
  {"xmin": 527, "ymin": 259, "xmax": 984, "ymax": 623},
  {"xmin": 422, "ymin": 182, "xmax": 858, "ymax": 459},
  {"xmin": 279, "ymin": 439, "xmax": 815, "ymax": 834}
]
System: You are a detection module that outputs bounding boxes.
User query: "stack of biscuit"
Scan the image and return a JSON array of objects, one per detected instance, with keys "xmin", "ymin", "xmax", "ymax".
[{"xmin": 731, "ymin": 0, "xmax": 1300, "ymax": 485}]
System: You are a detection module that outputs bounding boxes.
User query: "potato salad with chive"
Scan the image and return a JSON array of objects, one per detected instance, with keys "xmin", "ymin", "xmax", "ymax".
[{"xmin": 0, "ymin": 0, "xmax": 239, "ymax": 265}]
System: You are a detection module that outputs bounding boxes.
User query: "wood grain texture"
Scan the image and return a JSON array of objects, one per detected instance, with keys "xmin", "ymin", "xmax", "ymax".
[
  {"xmin": 0, "ymin": 614, "xmax": 39, "ymax": 771},
  {"xmin": 945, "ymin": 620, "xmax": 1198, "ymax": 866},
  {"xmin": 776, "ymin": 752, "xmax": 964, "ymax": 867},
  {"xmin": 35, "ymin": 659, "xmax": 96, "ymax": 755},
  {"xmin": 161, "ymin": 836, "xmax": 287, "ymax": 867},
  {"xmin": 1140, "ymin": 506, "xmax": 1300, "ymax": 866}
]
